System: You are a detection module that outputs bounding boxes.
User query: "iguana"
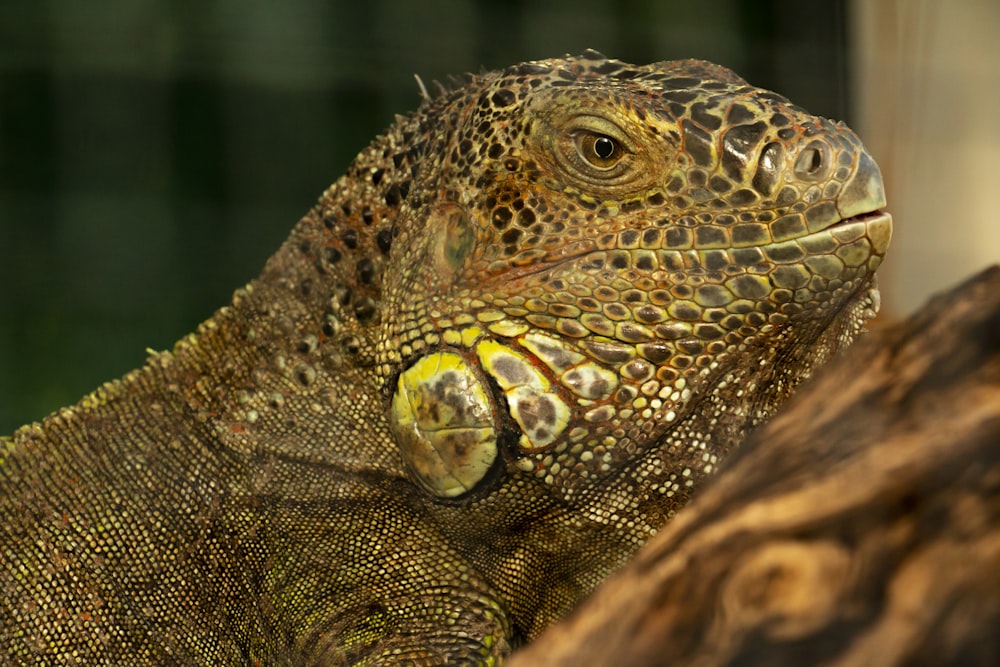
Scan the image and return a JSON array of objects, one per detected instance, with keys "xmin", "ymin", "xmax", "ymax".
[{"xmin": 0, "ymin": 51, "xmax": 891, "ymax": 665}]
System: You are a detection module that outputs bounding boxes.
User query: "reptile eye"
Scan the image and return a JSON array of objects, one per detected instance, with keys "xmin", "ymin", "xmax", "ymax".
[
  {"xmin": 550, "ymin": 116, "xmax": 641, "ymax": 189},
  {"xmin": 575, "ymin": 132, "xmax": 624, "ymax": 169}
]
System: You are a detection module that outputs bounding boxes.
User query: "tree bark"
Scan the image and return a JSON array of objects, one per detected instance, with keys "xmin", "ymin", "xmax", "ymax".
[{"xmin": 509, "ymin": 266, "xmax": 1000, "ymax": 667}]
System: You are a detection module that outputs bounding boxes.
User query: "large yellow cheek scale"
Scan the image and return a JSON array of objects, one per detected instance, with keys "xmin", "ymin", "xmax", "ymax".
[
  {"xmin": 389, "ymin": 339, "xmax": 577, "ymax": 498},
  {"xmin": 389, "ymin": 352, "xmax": 498, "ymax": 498}
]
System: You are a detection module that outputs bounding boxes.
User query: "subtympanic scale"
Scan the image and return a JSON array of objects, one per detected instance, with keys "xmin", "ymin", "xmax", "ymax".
[{"xmin": 389, "ymin": 332, "xmax": 617, "ymax": 498}]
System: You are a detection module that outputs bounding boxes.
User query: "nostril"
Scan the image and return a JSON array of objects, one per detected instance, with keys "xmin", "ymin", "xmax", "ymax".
[
  {"xmin": 806, "ymin": 150, "xmax": 822, "ymax": 173},
  {"xmin": 794, "ymin": 141, "xmax": 829, "ymax": 180},
  {"xmin": 752, "ymin": 141, "xmax": 783, "ymax": 195}
]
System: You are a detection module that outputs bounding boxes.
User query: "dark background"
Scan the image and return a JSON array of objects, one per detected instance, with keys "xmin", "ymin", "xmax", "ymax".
[{"xmin": 0, "ymin": 0, "xmax": 849, "ymax": 433}]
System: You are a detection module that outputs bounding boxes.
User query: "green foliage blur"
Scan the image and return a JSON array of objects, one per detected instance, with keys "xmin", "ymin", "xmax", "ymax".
[{"xmin": 0, "ymin": 0, "xmax": 848, "ymax": 432}]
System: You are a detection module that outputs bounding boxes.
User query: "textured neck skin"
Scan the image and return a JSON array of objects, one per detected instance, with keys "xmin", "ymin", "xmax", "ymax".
[{"xmin": 1, "ymin": 52, "xmax": 890, "ymax": 664}]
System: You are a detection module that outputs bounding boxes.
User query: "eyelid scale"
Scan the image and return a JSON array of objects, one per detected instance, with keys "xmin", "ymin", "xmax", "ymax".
[{"xmin": 565, "ymin": 114, "xmax": 638, "ymax": 153}]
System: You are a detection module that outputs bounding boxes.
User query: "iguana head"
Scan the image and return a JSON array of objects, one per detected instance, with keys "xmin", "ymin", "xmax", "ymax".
[{"xmin": 362, "ymin": 52, "xmax": 890, "ymax": 503}]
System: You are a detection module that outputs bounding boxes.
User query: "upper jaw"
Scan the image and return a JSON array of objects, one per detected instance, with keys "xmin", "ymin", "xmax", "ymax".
[{"xmin": 836, "ymin": 151, "xmax": 887, "ymax": 222}]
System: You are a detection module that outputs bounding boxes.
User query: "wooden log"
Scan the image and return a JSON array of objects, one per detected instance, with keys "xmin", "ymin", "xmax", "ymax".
[{"xmin": 509, "ymin": 266, "xmax": 1000, "ymax": 667}]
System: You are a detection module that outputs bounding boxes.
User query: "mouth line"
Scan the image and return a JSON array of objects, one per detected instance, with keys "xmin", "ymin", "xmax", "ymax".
[
  {"xmin": 490, "ymin": 209, "xmax": 892, "ymax": 283},
  {"xmin": 835, "ymin": 208, "xmax": 888, "ymax": 226},
  {"xmin": 755, "ymin": 208, "xmax": 891, "ymax": 262},
  {"xmin": 799, "ymin": 207, "xmax": 892, "ymax": 243}
]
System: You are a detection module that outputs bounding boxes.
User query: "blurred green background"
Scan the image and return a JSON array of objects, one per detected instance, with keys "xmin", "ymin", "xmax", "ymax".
[{"xmin": 0, "ymin": 0, "xmax": 848, "ymax": 433}]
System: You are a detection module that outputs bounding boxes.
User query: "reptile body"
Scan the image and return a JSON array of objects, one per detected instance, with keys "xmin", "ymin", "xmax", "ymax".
[{"xmin": 1, "ymin": 52, "xmax": 890, "ymax": 664}]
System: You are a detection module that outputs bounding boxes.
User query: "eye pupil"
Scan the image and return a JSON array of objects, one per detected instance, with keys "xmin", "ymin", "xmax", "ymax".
[
  {"xmin": 593, "ymin": 136, "xmax": 616, "ymax": 160},
  {"xmin": 568, "ymin": 128, "xmax": 627, "ymax": 175}
]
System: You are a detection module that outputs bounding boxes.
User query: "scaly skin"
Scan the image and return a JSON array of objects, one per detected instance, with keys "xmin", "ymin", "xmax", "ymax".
[{"xmin": 0, "ymin": 52, "xmax": 890, "ymax": 664}]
